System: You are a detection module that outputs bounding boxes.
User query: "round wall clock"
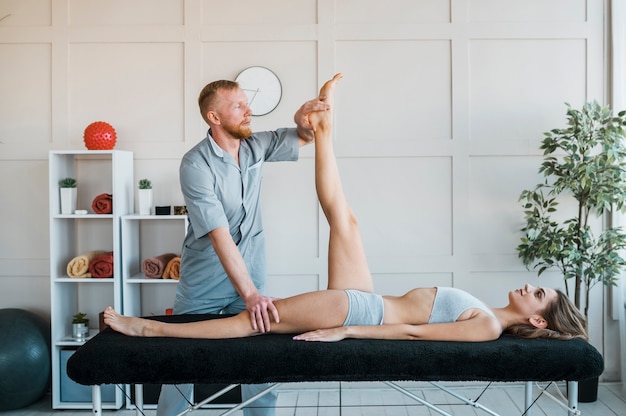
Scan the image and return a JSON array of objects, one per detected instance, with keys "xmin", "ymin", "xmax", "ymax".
[{"xmin": 235, "ymin": 66, "xmax": 282, "ymax": 116}]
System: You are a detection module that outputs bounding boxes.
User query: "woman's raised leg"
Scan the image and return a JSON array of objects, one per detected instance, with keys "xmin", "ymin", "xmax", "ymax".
[
  {"xmin": 309, "ymin": 74, "xmax": 374, "ymax": 293},
  {"xmin": 103, "ymin": 74, "xmax": 370, "ymax": 340}
]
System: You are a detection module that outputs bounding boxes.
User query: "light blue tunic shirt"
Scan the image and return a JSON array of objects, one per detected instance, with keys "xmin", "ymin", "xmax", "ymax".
[{"xmin": 175, "ymin": 128, "xmax": 300, "ymax": 313}]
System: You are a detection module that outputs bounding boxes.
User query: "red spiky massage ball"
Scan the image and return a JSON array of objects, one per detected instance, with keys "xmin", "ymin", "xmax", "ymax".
[{"xmin": 83, "ymin": 121, "xmax": 117, "ymax": 150}]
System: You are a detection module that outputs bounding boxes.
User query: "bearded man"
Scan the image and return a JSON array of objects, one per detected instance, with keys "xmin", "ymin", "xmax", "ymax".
[{"xmin": 155, "ymin": 79, "xmax": 328, "ymax": 416}]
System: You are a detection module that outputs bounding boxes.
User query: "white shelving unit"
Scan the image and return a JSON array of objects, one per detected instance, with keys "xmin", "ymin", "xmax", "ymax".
[
  {"xmin": 49, "ymin": 150, "xmax": 133, "ymax": 410},
  {"xmin": 120, "ymin": 214, "xmax": 187, "ymax": 319}
]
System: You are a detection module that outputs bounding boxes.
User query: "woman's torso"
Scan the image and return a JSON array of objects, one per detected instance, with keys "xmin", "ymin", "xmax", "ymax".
[{"xmin": 382, "ymin": 287, "xmax": 495, "ymax": 325}]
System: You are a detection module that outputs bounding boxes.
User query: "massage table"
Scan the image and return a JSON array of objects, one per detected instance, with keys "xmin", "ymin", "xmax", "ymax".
[{"xmin": 67, "ymin": 314, "xmax": 604, "ymax": 416}]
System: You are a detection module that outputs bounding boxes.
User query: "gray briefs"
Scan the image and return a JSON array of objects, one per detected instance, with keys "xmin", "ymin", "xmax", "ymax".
[{"xmin": 342, "ymin": 289, "xmax": 385, "ymax": 326}]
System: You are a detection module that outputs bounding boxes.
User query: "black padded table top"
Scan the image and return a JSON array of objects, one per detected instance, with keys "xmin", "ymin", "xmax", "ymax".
[{"xmin": 67, "ymin": 314, "xmax": 604, "ymax": 386}]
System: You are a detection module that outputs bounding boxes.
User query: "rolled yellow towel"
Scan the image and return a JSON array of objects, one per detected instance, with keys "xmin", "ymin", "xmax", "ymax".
[
  {"xmin": 163, "ymin": 256, "xmax": 181, "ymax": 280},
  {"xmin": 66, "ymin": 250, "xmax": 106, "ymax": 278}
]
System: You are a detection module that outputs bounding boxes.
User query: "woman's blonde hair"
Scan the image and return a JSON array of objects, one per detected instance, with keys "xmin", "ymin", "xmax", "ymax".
[{"xmin": 505, "ymin": 290, "xmax": 588, "ymax": 341}]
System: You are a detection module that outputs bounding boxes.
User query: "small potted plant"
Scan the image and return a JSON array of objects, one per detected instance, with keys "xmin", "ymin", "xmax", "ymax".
[
  {"xmin": 138, "ymin": 178, "xmax": 153, "ymax": 215},
  {"xmin": 59, "ymin": 177, "xmax": 77, "ymax": 215},
  {"xmin": 72, "ymin": 312, "xmax": 89, "ymax": 339}
]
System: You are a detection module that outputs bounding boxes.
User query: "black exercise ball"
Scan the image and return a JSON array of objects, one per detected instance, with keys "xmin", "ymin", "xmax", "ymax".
[{"xmin": 0, "ymin": 308, "xmax": 51, "ymax": 410}]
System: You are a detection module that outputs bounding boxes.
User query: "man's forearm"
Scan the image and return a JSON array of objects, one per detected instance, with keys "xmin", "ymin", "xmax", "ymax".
[{"xmin": 208, "ymin": 227, "xmax": 257, "ymax": 301}]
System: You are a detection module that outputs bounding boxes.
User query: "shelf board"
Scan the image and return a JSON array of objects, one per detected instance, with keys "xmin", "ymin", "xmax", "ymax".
[
  {"xmin": 56, "ymin": 329, "xmax": 99, "ymax": 346},
  {"xmin": 53, "ymin": 214, "xmax": 114, "ymax": 219},
  {"xmin": 54, "ymin": 277, "xmax": 115, "ymax": 283},
  {"xmin": 50, "ymin": 149, "xmax": 132, "ymax": 158},
  {"xmin": 123, "ymin": 214, "xmax": 187, "ymax": 220},
  {"xmin": 127, "ymin": 277, "xmax": 179, "ymax": 284}
]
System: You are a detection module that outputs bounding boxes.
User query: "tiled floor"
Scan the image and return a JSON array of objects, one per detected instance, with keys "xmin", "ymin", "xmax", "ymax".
[{"xmin": 3, "ymin": 382, "xmax": 625, "ymax": 416}]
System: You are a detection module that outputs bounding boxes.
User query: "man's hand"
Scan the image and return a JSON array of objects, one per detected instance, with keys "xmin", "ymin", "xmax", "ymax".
[
  {"xmin": 245, "ymin": 292, "xmax": 280, "ymax": 333},
  {"xmin": 294, "ymin": 97, "xmax": 331, "ymax": 143}
]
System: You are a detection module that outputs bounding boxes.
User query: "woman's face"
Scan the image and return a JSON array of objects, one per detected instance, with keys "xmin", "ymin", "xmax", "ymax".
[{"xmin": 509, "ymin": 283, "xmax": 558, "ymax": 316}]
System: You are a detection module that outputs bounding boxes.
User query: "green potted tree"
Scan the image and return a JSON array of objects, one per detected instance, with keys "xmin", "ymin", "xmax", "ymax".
[
  {"xmin": 59, "ymin": 177, "xmax": 77, "ymax": 215},
  {"xmin": 138, "ymin": 178, "xmax": 153, "ymax": 215},
  {"xmin": 517, "ymin": 101, "xmax": 626, "ymax": 401}
]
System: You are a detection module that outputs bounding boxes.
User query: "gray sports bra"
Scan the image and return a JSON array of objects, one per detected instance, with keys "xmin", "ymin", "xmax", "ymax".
[{"xmin": 428, "ymin": 287, "xmax": 498, "ymax": 324}]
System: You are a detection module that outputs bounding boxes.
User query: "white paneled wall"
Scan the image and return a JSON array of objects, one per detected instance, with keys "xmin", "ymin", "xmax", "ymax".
[{"xmin": 0, "ymin": 0, "xmax": 619, "ymax": 380}]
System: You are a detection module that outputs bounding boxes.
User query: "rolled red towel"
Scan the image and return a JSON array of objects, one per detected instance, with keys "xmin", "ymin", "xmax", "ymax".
[
  {"xmin": 92, "ymin": 193, "xmax": 113, "ymax": 214},
  {"xmin": 142, "ymin": 253, "xmax": 178, "ymax": 279},
  {"xmin": 88, "ymin": 251, "xmax": 114, "ymax": 278}
]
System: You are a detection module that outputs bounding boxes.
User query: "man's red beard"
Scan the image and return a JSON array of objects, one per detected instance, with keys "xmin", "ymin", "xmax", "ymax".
[{"xmin": 222, "ymin": 120, "xmax": 252, "ymax": 140}]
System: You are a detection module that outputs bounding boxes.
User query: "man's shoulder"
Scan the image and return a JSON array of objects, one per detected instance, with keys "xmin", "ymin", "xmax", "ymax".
[
  {"xmin": 244, "ymin": 128, "xmax": 298, "ymax": 150},
  {"xmin": 182, "ymin": 137, "xmax": 212, "ymax": 162}
]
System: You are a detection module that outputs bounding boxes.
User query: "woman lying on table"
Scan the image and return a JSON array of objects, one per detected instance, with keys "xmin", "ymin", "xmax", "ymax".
[{"xmin": 104, "ymin": 74, "xmax": 587, "ymax": 343}]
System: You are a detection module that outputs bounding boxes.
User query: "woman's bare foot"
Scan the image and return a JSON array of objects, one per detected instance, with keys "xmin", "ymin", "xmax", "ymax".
[
  {"xmin": 103, "ymin": 306, "xmax": 155, "ymax": 337},
  {"xmin": 310, "ymin": 73, "xmax": 342, "ymax": 131},
  {"xmin": 319, "ymin": 73, "xmax": 342, "ymax": 103}
]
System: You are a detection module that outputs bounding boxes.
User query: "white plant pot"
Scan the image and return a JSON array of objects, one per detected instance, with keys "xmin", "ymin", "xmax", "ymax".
[
  {"xmin": 60, "ymin": 188, "xmax": 77, "ymax": 215},
  {"xmin": 139, "ymin": 189, "xmax": 153, "ymax": 215}
]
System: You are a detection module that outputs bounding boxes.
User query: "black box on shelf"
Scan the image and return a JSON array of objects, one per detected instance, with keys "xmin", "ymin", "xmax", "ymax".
[{"xmin": 155, "ymin": 206, "xmax": 171, "ymax": 215}]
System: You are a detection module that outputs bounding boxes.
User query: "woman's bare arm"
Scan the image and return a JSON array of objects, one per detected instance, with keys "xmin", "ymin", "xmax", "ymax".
[{"xmin": 294, "ymin": 315, "xmax": 502, "ymax": 343}]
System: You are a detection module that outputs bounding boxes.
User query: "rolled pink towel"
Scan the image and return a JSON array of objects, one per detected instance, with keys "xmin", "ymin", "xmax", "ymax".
[
  {"xmin": 89, "ymin": 251, "xmax": 114, "ymax": 278},
  {"xmin": 142, "ymin": 253, "xmax": 178, "ymax": 279}
]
